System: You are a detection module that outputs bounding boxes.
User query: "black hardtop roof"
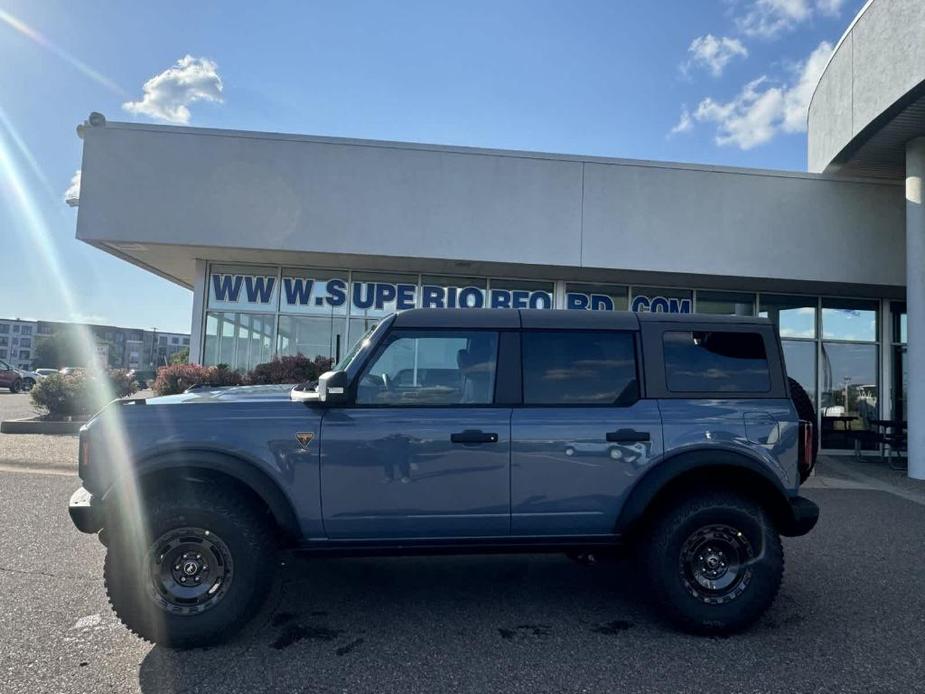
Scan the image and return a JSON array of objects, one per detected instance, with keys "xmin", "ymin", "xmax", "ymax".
[{"xmin": 391, "ymin": 308, "xmax": 772, "ymax": 330}]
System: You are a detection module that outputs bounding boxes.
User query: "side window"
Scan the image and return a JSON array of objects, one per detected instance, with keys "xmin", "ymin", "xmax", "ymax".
[
  {"xmin": 663, "ymin": 330, "xmax": 770, "ymax": 393},
  {"xmin": 522, "ymin": 331, "xmax": 639, "ymax": 406},
  {"xmin": 357, "ymin": 330, "xmax": 499, "ymax": 406}
]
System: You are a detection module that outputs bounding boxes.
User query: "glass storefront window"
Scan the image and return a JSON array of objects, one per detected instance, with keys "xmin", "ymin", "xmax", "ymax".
[
  {"xmin": 280, "ymin": 268, "xmax": 349, "ymax": 316},
  {"xmin": 759, "ymin": 294, "xmax": 816, "ymax": 339},
  {"xmin": 821, "ymin": 298, "xmax": 878, "ymax": 342},
  {"xmin": 277, "ymin": 315, "xmax": 347, "ymax": 362},
  {"xmin": 488, "ymin": 278, "xmax": 554, "ymax": 309},
  {"xmin": 781, "ymin": 340, "xmax": 816, "ymax": 403},
  {"xmin": 203, "ymin": 311, "xmax": 275, "ymax": 371},
  {"xmin": 892, "ymin": 302, "xmax": 907, "ymax": 344},
  {"xmin": 208, "ymin": 264, "xmax": 279, "ymax": 314},
  {"xmin": 820, "ymin": 342, "xmax": 879, "ymax": 450},
  {"xmin": 565, "ymin": 283, "xmax": 629, "ymax": 311},
  {"xmin": 420, "ymin": 275, "xmax": 488, "ymax": 309},
  {"xmin": 349, "ymin": 272, "xmax": 419, "ymax": 320},
  {"xmin": 696, "ymin": 291, "xmax": 756, "ymax": 316},
  {"xmin": 631, "ymin": 287, "xmax": 692, "ymax": 313},
  {"xmin": 891, "ymin": 302, "xmax": 907, "ymax": 421}
]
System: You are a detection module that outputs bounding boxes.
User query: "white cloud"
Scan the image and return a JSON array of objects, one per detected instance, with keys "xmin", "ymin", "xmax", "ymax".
[
  {"xmin": 685, "ymin": 34, "xmax": 748, "ymax": 77},
  {"xmin": 682, "ymin": 41, "xmax": 832, "ymax": 149},
  {"xmin": 781, "ymin": 39, "xmax": 833, "ymax": 131},
  {"xmin": 816, "ymin": 0, "xmax": 846, "ymax": 16},
  {"xmin": 737, "ymin": 0, "xmax": 845, "ymax": 39},
  {"xmin": 122, "ymin": 55, "xmax": 223, "ymax": 124},
  {"xmin": 670, "ymin": 106, "xmax": 694, "ymax": 135},
  {"xmin": 64, "ymin": 169, "xmax": 80, "ymax": 207}
]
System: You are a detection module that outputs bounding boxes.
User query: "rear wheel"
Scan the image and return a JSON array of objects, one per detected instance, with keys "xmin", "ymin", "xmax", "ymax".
[
  {"xmin": 645, "ymin": 491, "xmax": 783, "ymax": 634},
  {"xmin": 104, "ymin": 485, "xmax": 277, "ymax": 648}
]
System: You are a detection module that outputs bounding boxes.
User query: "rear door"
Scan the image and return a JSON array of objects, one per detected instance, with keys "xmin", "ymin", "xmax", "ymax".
[
  {"xmin": 642, "ymin": 322, "xmax": 796, "ymax": 488},
  {"xmin": 320, "ymin": 328, "xmax": 512, "ymax": 539},
  {"xmin": 511, "ymin": 329, "xmax": 663, "ymax": 536}
]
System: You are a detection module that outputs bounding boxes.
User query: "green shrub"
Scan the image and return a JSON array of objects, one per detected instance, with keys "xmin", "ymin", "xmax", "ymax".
[
  {"xmin": 106, "ymin": 369, "xmax": 140, "ymax": 398},
  {"xmin": 151, "ymin": 364, "xmax": 244, "ymax": 396},
  {"xmin": 247, "ymin": 354, "xmax": 333, "ymax": 385},
  {"xmin": 30, "ymin": 370, "xmax": 139, "ymax": 418}
]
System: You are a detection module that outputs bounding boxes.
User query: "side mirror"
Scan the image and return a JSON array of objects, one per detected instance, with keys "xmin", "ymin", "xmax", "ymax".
[{"xmin": 317, "ymin": 370, "xmax": 349, "ymax": 404}]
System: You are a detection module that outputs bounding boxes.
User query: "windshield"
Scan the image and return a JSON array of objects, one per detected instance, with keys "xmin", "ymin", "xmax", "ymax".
[{"xmin": 332, "ymin": 324, "xmax": 377, "ymax": 371}]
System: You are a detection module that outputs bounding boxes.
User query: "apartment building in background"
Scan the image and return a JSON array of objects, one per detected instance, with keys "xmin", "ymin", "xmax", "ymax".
[
  {"xmin": 0, "ymin": 318, "xmax": 189, "ymax": 371},
  {"xmin": 0, "ymin": 318, "xmax": 36, "ymax": 370}
]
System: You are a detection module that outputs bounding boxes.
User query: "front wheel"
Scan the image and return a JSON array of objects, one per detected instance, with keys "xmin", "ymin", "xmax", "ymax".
[
  {"xmin": 104, "ymin": 485, "xmax": 277, "ymax": 648},
  {"xmin": 21, "ymin": 378, "xmax": 35, "ymax": 392},
  {"xmin": 645, "ymin": 492, "xmax": 783, "ymax": 634},
  {"xmin": 9, "ymin": 379, "xmax": 21, "ymax": 394}
]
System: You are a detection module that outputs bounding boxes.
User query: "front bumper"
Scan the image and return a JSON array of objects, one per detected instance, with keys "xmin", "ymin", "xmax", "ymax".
[
  {"xmin": 780, "ymin": 495, "xmax": 819, "ymax": 537},
  {"xmin": 68, "ymin": 486, "xmax": 103, "ymax": 534}
]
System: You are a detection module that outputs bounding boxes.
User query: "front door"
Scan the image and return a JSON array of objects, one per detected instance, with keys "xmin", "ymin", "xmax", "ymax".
[
  {"xmin": 321, "ymin": 329, "xmax": 511, "ymax": 539},
  {"xmin": 511, "ymin": 329, "xmax": 663, "ymax": 535}
]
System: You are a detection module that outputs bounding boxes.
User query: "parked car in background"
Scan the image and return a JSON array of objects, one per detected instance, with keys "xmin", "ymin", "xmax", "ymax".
[
  {"xmin": 34, "ymin": 368, "xmax": 59, "ymax": 377},
  {"xmin": 0, "ymin": 360, "xmax": 42, "ymax": 392},
  {"xmin": 58, "ymin": 367, "xmax": 83, "ymax": 376},
  {"xmin": 127, "ymin": 369, "xmax": 155, "ymax": 390}
]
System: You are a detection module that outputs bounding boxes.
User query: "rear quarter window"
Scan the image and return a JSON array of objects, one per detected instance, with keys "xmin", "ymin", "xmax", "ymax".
[{"xmin": 663, "ymin": 330, "xmax": 770, "ymax": 393}]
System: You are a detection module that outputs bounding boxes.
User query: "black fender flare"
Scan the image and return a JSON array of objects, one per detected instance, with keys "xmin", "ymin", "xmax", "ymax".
[
  {"xmin": 614, "ymin": 448, "xmax": 797, "ymax": 535},
  {"xmin": 101, "ymin": 449, "xmax": 302, "ymax": 539}
]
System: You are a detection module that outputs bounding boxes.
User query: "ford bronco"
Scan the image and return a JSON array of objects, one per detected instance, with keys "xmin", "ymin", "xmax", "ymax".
[{"xmin": 69, "ymin": 308, "xmax": 818, "ymax": 647}]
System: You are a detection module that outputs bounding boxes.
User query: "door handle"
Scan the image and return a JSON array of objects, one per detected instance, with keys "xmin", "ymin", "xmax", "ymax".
[
  {"xmin": 450, "ymin": 430, "xmax": 499, "ymax": 444},
  {"xmin": 606, "ymin": 429, "xmax": 650, "ymax": 443}
]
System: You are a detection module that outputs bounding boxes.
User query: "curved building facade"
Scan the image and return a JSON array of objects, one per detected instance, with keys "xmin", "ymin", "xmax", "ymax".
[{"xmin": 809, "ymin": 0, "xmax": 925, "ymax": 478}]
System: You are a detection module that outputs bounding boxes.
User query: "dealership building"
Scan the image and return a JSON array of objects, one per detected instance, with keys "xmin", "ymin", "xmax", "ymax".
[{"xmin": 71, "ymin": 0, "xmax": 924, "ymax": 478}]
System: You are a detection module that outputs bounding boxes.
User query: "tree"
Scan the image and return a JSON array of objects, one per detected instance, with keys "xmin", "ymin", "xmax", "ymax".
[
  {"xmin": 33, "ymin": 331, "xmax": 87, "ymax": 369},
  {"xmin": 169, "ymin": 347, "xmax": 190, "ymax": 365}
]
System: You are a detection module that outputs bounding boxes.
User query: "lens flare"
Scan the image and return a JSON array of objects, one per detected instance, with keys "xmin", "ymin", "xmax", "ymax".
[
  {"xmin": 0, "ymin": 105, "xmax": 55, "ymax": 201},
  {"xmin": 0, "ymin": 9, "xmax": 125, "ymax": 96},
  {"xmin": 0, "ymin": 108, "xmax": 152, "ymax": 611}
]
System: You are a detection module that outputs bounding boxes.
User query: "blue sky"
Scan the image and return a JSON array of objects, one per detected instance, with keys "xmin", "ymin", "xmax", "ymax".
[{"xmin": 0, "ymin": 0, "xmax": 865, "ymax": 333}]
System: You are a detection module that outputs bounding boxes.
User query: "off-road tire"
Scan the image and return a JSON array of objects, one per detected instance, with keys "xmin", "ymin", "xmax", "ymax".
[
  {"xmin": 104, "ymin": 485, "xmax": 277, "ymax": 648},
  {"xmin": 788, "ymin": 377, "xmax": 817, "ymax": 480},
  {"xmin": 9, "ymin": 379, "xmax": 21, "ymax": 394},
  {"xmin": 645, "ymin": 491, "xmax": 783, "ymax": 635}
]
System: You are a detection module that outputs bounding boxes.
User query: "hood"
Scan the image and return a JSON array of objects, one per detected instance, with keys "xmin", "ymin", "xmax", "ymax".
[{"xmin": 147, "ymin": 383, "xmax": 298, "ymax": 405}]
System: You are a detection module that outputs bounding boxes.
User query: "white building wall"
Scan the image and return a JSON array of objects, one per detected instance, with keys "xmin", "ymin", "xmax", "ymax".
[{"xmin": 76, "ymin": 121, "xmax": 906, "ymax": 293}]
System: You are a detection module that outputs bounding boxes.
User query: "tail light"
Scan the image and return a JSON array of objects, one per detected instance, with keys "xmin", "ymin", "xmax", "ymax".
[
  {"xmin": 797, "ymin": 420, "xmax": 814, "ymax": 482},
  {"xmin": 78, "ymin": 430, "xmax": 90, "ymax": 481}
]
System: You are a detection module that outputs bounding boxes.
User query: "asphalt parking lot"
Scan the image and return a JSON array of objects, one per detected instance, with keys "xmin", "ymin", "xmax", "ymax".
[{"xmin": 1, "ymin": 391, "xmax": 924, "ymax": 693}]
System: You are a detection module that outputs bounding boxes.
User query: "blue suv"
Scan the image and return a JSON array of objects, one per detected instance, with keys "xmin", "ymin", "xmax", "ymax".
[{"xmin": 69, "ymin": 308, "xmax": 818, "ymax": 647}]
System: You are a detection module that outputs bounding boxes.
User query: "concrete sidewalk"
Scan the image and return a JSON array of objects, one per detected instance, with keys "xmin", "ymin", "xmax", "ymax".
[{"xmin": 806, "ymin": 455, "xmax": 925, "ymax": 507}]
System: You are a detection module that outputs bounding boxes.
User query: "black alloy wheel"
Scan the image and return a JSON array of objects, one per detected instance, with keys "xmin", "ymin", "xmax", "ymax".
[
  {"xmin": 679, "ymin": 523, "xmax": 754, "ymax": 605},
  {"xmin": 147, "ymin": 527, "xmax": 234, "ymax": 615}
]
